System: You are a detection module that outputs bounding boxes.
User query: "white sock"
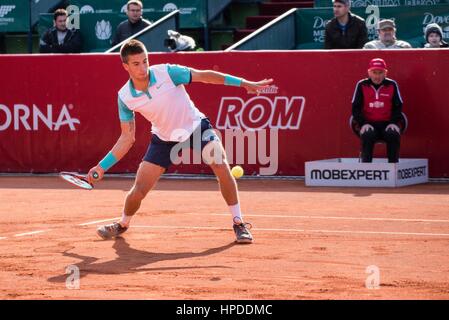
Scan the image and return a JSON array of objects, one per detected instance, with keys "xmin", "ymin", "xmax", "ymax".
[
  {"xmin": 120, "ymin": 212, "xmax": 133, "ymax": 227},
  {"xmin": 229, "ymin": 203, "xmax": 243, "ymax": 224}
]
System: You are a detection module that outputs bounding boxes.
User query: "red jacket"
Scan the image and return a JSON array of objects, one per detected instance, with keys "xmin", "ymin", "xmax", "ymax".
[{"xmin": 352, "ymin": 78, "xmax": 403, "ymax": 125}]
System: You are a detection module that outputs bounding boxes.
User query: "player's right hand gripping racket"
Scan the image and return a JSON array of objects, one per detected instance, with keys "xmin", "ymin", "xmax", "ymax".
[{"xmin": 59, "ymin": 171, "xmax": 99, "ymax": 190}]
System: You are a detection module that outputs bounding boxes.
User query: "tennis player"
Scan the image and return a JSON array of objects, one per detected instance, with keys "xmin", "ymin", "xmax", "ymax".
[{"xmin": 87, "ymin": 39, "xmax": 273, "ymax": 243}]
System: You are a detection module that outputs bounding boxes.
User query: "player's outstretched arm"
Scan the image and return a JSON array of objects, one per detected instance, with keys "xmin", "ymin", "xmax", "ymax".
[
  {"xmin": 87, "ymin": 120, "xmax": 136, "ymax": 184},
  {"xmin": 190, "ymin": 68, "xmax": 273, "ymax": 95}
]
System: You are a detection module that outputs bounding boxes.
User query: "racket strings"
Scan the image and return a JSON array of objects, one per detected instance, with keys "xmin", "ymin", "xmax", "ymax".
[{"xmin": 59, "ymin": 172, "xmax": 93, "ymax": 190}]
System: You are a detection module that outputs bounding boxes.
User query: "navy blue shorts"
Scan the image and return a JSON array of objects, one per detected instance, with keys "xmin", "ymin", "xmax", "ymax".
[{"xmin": 143, "ymin": 118, "xmax": 219, "ymax": 170}]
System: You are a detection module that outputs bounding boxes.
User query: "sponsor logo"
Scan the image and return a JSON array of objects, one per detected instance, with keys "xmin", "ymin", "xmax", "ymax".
[
  {"xmin": 0, "ymin": 103, "xmax": 80, "ymax": 131},
  {"xmin": 258, "ymin": 85, "xmax": 279, "ymax": 95},
  {"xmin": 0, "ymin": 5, "xmax": 15, "ymax": 24},
  {"xmin": 312, "ymin": 16, "xmax": 329, "ymax": 43},
  {"xmin": 162, "ymin": 3, "xmax": 196, "ymax": 15},
  {"xmin": 313, "ymin": 16, "xmax": 329, "ymax": 29},
  {"xmin": 80, "ymin": 5, "xmax": 94, "ymax": 14},
  {"xmin": 216, "ymin": 96, "xmax": 305, "ymax": 130},
  {"xmin": 95, "ymin": 20, "xmax": 112, "ymax": 40},
  {"xmin": 352, "ymin": 0, "xmax": 401, "ymax": 6},
  {"xmin": 310, "ymin": 169, "xmax": 390, "ymax": 181},
  {"xmin": 179, "ymin": 7, "xmax": 197, "ymax": 15},
  {"xmin": 0, "ymin": 5, "xmax": 15, "ymax": 18},
  {"xmin": 406, "ymin": 0, "xmax": 439, "ymax": 6},
  {"xmin": 352, "ymin": 0, "xmax": 439, "ymax": 7},
  {"xmin": 369, "ymin": 101, "xmax": 384, "ymax": 108},
  {"xmin": 397, "ymin": 166, "xmax": 427, "ymax": 180},
  {"xmin": 163, "ymin": 3, "xmax": 178, "ymax": 11},
  {"xmin": 423, "ymin": 12, "xmax": 449, "ymax": 25}
]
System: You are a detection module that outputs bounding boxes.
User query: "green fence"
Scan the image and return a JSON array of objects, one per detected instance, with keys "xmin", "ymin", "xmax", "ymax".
[
  {"xmin": 314, "ymin": 0, "xmax": 449, "ymax": 8},
  {"xmin": 0, "ymin": 0, "xmax": 30, "ymax": 32},
  {"xmin": 296, "ymin": 4, "xmax": 449, "ymax": 49},
  {"xmin": 68, "ymin": 0, "xmax": 207, "ymax": 28},
  {"xmin": 1, "ymin": 0, "xmax": 223, "ymax": 32}
]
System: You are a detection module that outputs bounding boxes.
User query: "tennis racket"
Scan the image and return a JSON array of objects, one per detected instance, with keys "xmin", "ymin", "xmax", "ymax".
[{"xmin": 59, "ymin": 171, "xmax": 99, "ymax": 190}]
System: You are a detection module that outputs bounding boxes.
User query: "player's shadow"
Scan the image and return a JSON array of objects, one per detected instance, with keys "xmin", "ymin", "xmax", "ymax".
[{"xmin": 47, "ymin": 238, "xmax": 235, "ymax": 283}]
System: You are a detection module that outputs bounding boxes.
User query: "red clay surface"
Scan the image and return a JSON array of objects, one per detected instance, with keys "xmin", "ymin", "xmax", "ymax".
[{"xmin": 0, "ymin": 176, "xmax": 449, "ymax": 299}]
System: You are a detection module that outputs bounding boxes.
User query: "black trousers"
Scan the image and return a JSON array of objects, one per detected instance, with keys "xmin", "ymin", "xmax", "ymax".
[{"xmin": 360, "ymin": 122, "xmax": 401, "ymax": 163}]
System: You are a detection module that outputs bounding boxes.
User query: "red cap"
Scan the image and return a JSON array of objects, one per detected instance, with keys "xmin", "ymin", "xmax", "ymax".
[{"xmin": 368, "ymin": 58, "xmax": 387, "ymax": 71}]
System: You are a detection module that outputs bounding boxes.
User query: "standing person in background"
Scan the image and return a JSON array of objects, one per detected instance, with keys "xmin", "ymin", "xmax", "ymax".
[
  {"xmin": 111, "ymin": 0, "xmax": 151, "ymax": 47},
  {"xmin": 324, "ymin": 0, "xmax": 368, "ymax": 49}
]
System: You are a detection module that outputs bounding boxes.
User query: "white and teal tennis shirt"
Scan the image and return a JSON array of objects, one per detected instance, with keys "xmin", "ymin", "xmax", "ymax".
[{"xmin": 117, "ymin": 64, "xmax": 205, "ymax": 142}]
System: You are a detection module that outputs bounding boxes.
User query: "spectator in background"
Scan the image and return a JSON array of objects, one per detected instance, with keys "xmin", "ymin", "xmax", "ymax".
[
  {"xmin": 363, "ymin": 19, "xmax": 411, "ymax": 49},
  {"xmin": 352, "ymin": 58, "xmax": 403, "ymax": 163},
  {"xmin": 324, "ymin": 0, "xmax": 368, "ymax": 49},
  {"xmin": 423, "ymin": 23, "xmax": 448, "ymax": 48},
  {"xmin": 111, "ymin": 0, "xmax": 151, "ymax": 47},
  {"xmin": 39, "ymin": 9, "xmax": 82, "ymax": 53}
]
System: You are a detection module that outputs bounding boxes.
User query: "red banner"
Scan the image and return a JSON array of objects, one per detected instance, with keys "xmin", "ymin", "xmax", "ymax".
[{"xmin": 1, "ymin": 50, "xmax": 448, "ymax": 177}]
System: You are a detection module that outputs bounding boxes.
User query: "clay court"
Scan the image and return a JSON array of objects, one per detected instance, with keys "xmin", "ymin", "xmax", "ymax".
[{"xmin": 0, "ymin": 176, "xmax": 448, "ymax": 299}]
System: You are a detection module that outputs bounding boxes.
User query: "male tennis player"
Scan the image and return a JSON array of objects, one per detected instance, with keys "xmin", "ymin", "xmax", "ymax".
[{"xmin": 87, "ymin": 39, "xmax": 273, "ymax": 243}]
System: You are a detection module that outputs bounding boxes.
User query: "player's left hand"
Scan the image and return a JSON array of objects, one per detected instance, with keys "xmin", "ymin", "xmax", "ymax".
[
  {"xmin": 87, "ymin": 165, "xmax": 105, "ymax": 185},
  {"xmin": 242, "ymin": 78, "xmax": 274, "ymax": 95}
]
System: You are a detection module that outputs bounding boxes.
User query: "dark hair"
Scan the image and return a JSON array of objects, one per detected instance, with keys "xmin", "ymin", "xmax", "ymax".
[
  {"xmin": 127, "ymin": 0, "xmax": 143, "ymax": 10},
  {"xmin": 120, "ymin": 39, "xmax": 147, "ymax": 63},
  {"xmin": 53, "ymin": 8, "xmax": 67, "ymax": 21}
]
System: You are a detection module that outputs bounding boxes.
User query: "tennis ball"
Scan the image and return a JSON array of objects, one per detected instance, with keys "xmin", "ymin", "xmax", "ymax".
[{"xmin": 231, "ymin": 165, "xmax": 244, "ymax": 179}]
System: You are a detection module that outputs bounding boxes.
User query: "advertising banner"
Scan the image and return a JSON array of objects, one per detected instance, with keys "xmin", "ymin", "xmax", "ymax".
[
  {"xmin": 0, "ymin": 0, "xmax": 30, "ymax": 32},
  {"xmin": 69, "ymin": 0, "xmax": 206, "ymax": 28},
  {"xmin": 1, "ymin": 51, "xmax": 448, "ymax": 177},
  {"xmin": 39, "ymin": 11, "xmax": 168, "ymax": 52},
  {"xmin": 314, "ymin": 0, "xmax": 449, "ymax": 8}
]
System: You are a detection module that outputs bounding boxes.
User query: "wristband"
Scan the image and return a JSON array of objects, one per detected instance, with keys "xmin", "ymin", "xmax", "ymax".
[
  {"xmin": 224, "ymin": 75, "xmax": 242, "ymax": 87},
  {"xmin": 99, "ymin": 152, "xmax": 118, "ymax": 171}
]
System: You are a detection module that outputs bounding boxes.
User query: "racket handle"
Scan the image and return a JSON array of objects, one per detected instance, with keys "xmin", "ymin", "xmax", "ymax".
[{"xmin": 92, "ymin": 171, "xmax": 99, "ymax": 180}]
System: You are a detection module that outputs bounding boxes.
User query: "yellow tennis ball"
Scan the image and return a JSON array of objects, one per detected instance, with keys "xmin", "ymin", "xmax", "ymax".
[{"xmin": 231, "ymin": 165, "xmax": 244, "ymax": 179}]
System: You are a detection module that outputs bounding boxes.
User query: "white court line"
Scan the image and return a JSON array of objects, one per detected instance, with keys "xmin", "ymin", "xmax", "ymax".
[
  {"xmin": 131, "ymin": 225, "xmax": 449, "ymax": 237},
  {"xmin": 133, "ymin": 225, "xmax": 226, "ymax": 231},
  {"xmin": 14, "ymin": 230, "xmax": 50, "ymax": 237},
  {"xmin": 4, "ymin": 211, "xmax": 447, "ymax": 243},
  {"xmin": 78, "ymin": 218, "xmax": 119, "ymax": 226},
  {"xmin": 182, "ymin": 213, "xmax": 449, "ymax": 224}
]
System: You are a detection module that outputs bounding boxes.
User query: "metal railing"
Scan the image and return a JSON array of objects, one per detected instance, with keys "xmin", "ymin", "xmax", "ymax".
[
  {"xmin": 225, "ymin": 8, "xmax": 297, "ymax": 51},
  {"xmin": 31, "ymin": 0, "xmax": 64, "ymax": 27}
]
